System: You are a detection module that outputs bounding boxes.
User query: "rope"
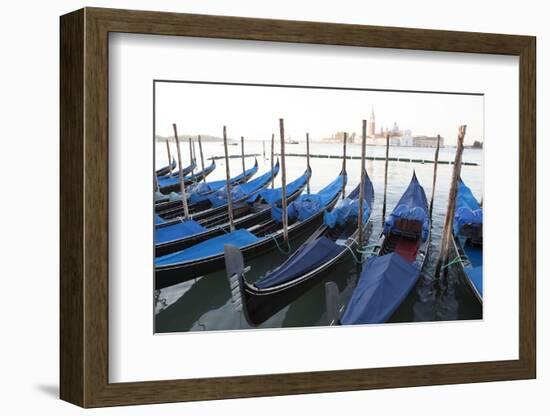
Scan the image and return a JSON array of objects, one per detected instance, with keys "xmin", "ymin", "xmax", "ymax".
[
  {"xmin": 342, "ymin": 242, "xmax": 364, "ymax": 264},
  {"xmin": 270, "ymin": 234, "xmax": 291, "ymax": 255}
]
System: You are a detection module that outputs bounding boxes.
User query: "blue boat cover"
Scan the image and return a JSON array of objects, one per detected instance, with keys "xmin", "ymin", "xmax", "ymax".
[
  {"xmin": 454, "ymin": 179, "xmax": 483, "ymax": 235},
  {"xmin": 254, "ymin": 176, "xmax": 374, "ymax": 289},
  {"xmin": 383, "ymin": 173, "xmax": 429, "ymax": 241},
  {"xmin": 155, "ymin": 191, "xmax": 170, "ymax": 203},
  {"xmin": 158, "ymin": 161, "xmax": 196, "ymax": 186},
  {"xmin": 155, "ymin": 214, "xmax": 165, "ymax": 225},
  {"xmin": 463, "ymin": 242, "xmax": 483, "ymax": 298},
  {"xmin": 247, "ymin": 168, "xmax": 310, "ymax": 205},
  {"xmin": 207, "ymin": 163, "xmax": 279, "ymax": 208},
  {"xmin": 155, "ymin": 229, "xmax": 260, "ymax": 266},
  {"xmin": 466, "ymin": 266, "xmax": 483, "ymax": 298},
  {"xmin": 187, "ymin": 160, "xmax": 259, "ymax": 204},
  {"xmin": 272, "ymin": 173, "xmax": 346, "ymax": 223},
  {"xmin": 324, "ymin": 171, "xmax": 374, "ymax": 229},
  {"xmin": 155, "ymin": 220, "xmax": 207, "ymax": 245},
  {"xmin": 255, "ymin": 237, "xmax": 345, "ymax": 288},
  {"xmin": 341, "ymin": 252, "xmax": 420, "ymax": 325}
]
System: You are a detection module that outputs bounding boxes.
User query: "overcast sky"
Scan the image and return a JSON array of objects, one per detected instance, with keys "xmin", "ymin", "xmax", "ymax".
[{"xmin": 155, "ymin": 82, "xmax": 484, "ymax": 146}]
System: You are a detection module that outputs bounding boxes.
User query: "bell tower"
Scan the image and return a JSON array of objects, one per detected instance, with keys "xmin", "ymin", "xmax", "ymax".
[{"xmin": 368, "ymin": 106, "xmax": 375, "ymax": 137}]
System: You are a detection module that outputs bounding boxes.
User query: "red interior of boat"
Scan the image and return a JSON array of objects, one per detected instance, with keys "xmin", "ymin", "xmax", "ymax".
[{"xmin": 394, "ymin": 237, "xmax": 420, "ymax": 262}]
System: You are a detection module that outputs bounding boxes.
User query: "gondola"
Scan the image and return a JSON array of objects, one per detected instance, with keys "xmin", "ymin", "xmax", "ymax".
[
  {"xmin": 155, "ymin": 172, "xmax": 346, "ymax": 289},
  {"xmin": 155, "ymin": 159, "xmax": 259, "ymax": 212},
  {"xmin": 155, "ymin": 158, "xmax": 176, "ymax": 176},
  {"xmin": 158, "ymin": 160, "xmax": 216, "ymax": 194},
  {"xmin": 451, "ymin": 178, "xmax": 483, "ymax": 304},
  {"xmin": 155, "ymin": 167, "xmax": 311, "ymax": 256},
  {"xmin": 328, "ymin": 172, "xmax": 431, "ymax": 325},
  {"xmin": 156, "ymin": 160, "xmax": 278, "ymax": 224},
  {"xmin": 158, "ymin": 160, "xmax": 195, "ymax": 180},
  {"xmin": 224, "ymin": 170, "xmax": 375, "ymax": 326}
]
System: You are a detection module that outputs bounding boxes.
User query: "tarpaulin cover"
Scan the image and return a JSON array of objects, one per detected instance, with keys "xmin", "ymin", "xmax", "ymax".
[
  {"xmin": 324, "ymin": 171, "xmax": 374, "ymax": 229},
  {"xmin": 383, "ymin": 173, "xmax": 429, "ymax": 241},
  {"xmin": 155, "ymin": 220, "xmax": 207, "ymax": 245},
  {"xmin": 155, "ymin": 229, "xmax": 260, "ymax": 266},
  {"xmin": 341, "ymin": 252, "xmax": 420, "ymax": 325},
  {"xmin": 272, "ymin": 173, "xmax": 345, "ymax": 223},
  {"xmin": 207, "ymin": 162, "xmax": 279, "ymax": 208},
  {"xmin": 157, "ymin": 161, "xmax": 196, "ymax": 187},
  {"xmin": 454, "ymin": 179, "xmax": 483, "ymax": 235},
  {"xmin": 247, "ymin": 168, "xmax": 310, "ymax": 205},
  {"xmin": 187, "ymin": 160, "xmax": 259, "ymax": 204},
  {"xmin": 155, "ymin": 214, "xmax": 165, "ymax": 225},
  {"xmin": 154, "ymin": 191, "xmax": 170, "ymax": 203},
  {"xmin": 254, "ymin": 237, "xmax": 345, "ymax": 289}
]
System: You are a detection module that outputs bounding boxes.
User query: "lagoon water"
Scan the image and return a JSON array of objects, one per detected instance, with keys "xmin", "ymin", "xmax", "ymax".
[{"xmin": 154, "ymin": 140, "xmax": 483, "ymax": 333}]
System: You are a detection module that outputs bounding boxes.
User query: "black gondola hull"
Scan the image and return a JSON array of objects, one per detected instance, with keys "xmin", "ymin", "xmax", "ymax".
[
  {"xmin": 155, "ymin": 212, "xmax": 325, "ymax": 290},
  {"xmin": 155, "ymin": 184, "xmax": 307, "ymax": 256},
  {"xmin": 158, "ymin": 163, "xmax": 215, "ymax": 194},
  {"xmin": 241, "ymin": 239, "xmax": 354, "ymax": 326}
]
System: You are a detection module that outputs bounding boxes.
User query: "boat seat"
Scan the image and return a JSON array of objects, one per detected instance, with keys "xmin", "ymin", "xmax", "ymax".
[
  {"xmin": 394, "ymin": 237, "xmax": 420, "ymax": 263},
  {"xmin": 393, "ymin": 219, "xmax": 422, "ymax": 239}
]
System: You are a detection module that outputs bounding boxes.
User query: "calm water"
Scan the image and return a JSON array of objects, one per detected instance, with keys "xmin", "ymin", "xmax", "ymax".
[{"xmin": 154, "ymin": 140, "xmax": 483, "ymax": 333}]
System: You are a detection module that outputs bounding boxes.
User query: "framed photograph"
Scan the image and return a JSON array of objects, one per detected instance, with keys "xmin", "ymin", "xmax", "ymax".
[{"xmin": 60, "ymin": 7, "xmax": 536, "ymax": 408}]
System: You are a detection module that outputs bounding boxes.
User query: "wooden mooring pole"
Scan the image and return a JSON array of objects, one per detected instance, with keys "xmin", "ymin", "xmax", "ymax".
[
  {"xmin": 172, "ymin": 123, "xmax": 190, "ymax": 220},
  {"xmin": 342, "ymin": 132, "xmax": 347, "ymax": 199},
  {"xmin": 198, "ymin": 134, "xmax": 206, "ymax": 182},
  {"xmin": 306, "ymin": 132, "xmax": 311, "ymax": 194},
  {"xmin": 188, "ymin": 136, "xmax": 194, "ymax": 166},
  {"xmin": 434, "ymin": 126, "xmax": 467, "ymax": 279},
  {"xmin": 165, "ymin": 139, "xmax": 172, "ymax": 176},
  {"xmin": 358, "ymin": 120, "xmax": 367, "ymax": 249},
  {"xmin": 382, "ymin": 133, "xmax": 390, "ymax": 225},
  {"xmin": 279, "ymin": 119, "xmax": 288, "ymax": 244},
  {"xmin": 429, "ymin": 134, "xmax": 441, "ymax": 218},
  {"xmin": 241, "ymin": 136, "xmax": 246, "ymax": 176},
  {"xmin": 270, "ymin": 133, "xmax": 275, "ymax": 189},
  {"xmin": 223, "ymin": 126, "xmax": 235, "ymax": 232}
]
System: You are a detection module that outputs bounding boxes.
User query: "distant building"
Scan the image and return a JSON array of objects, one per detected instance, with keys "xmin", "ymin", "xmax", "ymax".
[
  {"xmin": 322, "ymin": 108, "xmax": 444, "ymax": 148},
  {"xmin": 413, "ymin": 135, "xmax": 444, "ymax": 148}
]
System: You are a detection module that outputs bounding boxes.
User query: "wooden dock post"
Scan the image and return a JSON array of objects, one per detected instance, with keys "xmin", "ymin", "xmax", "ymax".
[
  {"xmin": 154, "ymin": 170, "xmax": 160, "ymax": 192},
  {"xmin": 188, "ymin": 136, "xmax": 194, "ymax": 166},
  {"xmin": 172, "ymin": 123, "xmax": 190, "ymax": 220},
  {"xmin": 240, "ymin": 136, "xmax": 246, "ymax": 176},
  {"xmin": 429, "ymin": 134, "xmax": 441, "ymax": 218},
  {"xmin": 198, "ymin": 134, "xmax": 206, "ymax": 182},
  {"xmin": 358, "ymin": 120, "xmax": 367, "ymax": 249},
  {"xmin": 382, "ymin": 133, "xmax": 390, "ymax": 225},
  {"xmin": 342, "ymin": 132, "xmax": 347, "ymax": 199},
  {"xmin": 223, "ymin": 126, "xmax": 235, "ymax": 232},
  {"xmin": 279, "ymin": 119, "xmax": 288, "ymax": 244},
  {"xmin": 270, "ymin": 133, "xmax": 275, "ymax": 189},
  {"xmin": 165, "ymin": 139, "xmax": 172, "ymax": 176},
  {"xmin": 306, "ymin": 132, "xmax": 311, "ymax": 194},
  {"xmin": 434, "ymin": 126, "xmax": 467, "ymax": 279}
]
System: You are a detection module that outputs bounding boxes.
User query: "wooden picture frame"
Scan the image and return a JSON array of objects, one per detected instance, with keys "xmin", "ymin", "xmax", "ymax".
[{"xmin": 60, "ymin": 7, "xmax": 536, "ymax": 408}]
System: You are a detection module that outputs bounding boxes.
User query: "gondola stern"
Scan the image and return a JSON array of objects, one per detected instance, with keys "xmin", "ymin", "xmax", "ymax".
[{"xmin": 223, "ymin": 244, "xmax": 256, "ymax": 326}]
